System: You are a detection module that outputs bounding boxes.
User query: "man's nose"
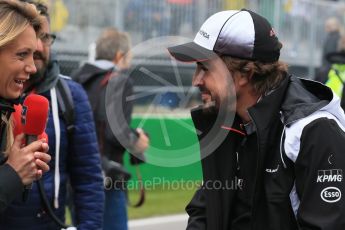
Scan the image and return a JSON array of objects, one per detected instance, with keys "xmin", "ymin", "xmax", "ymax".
[
  {"xmin": 192, "ymin": 72, "xmax": 204, "ymax": 87},
  {"xmin": 25, "ymin": 55, "xmax": 37, "ymax": 74},
  {"xmin": 36, "ymin": 37, "xmax": 44, "ymax": 52}
]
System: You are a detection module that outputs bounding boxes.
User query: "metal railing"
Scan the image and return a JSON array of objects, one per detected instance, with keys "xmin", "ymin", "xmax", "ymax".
[{"xmin": 51, "ymin": 0, "xmax": 345, "ymax": 78}]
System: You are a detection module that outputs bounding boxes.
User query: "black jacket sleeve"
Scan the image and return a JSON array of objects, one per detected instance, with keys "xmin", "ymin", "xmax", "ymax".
[
  {"xmin": 105, "ymin": 75, "xmax": 138, "ymax": 152},
  {"xmin": 295, "ymin": 118, "xmax": 345, "ymax": 230},
  {"xmin": 0, "ymin": 164, "xmax": 23, "ymax": 213},
  {"xmin": 186, "ymin": 187, "xmax": 206, "ymax": 230}
]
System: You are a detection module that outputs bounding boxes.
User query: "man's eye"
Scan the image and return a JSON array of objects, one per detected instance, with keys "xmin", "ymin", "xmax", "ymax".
[
  {"xmin": 201, "ymin": 66, "xmax": 208, "ymax": 71},
  {"xmin": 41, "ymin": 34, "xmax": 48, "ymax": 41},
  {"xmin": 197, "ymin": 64, "xmax": 208, "ymax": 72}
]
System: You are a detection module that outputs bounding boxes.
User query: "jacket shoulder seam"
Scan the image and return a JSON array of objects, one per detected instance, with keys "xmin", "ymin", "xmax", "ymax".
[{"xmin": 284, "ymin": 111, "xmax": 343, "ymax": 162}]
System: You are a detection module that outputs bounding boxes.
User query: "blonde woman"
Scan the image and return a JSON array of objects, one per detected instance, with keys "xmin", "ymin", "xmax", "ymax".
[{"xmin": 0, "ymin": 0, "xmax": 50, "ymax": 212}]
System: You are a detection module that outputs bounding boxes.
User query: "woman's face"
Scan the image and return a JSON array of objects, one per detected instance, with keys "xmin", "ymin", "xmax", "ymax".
[{"xmin": 0, "ymin": 26, "xmax": 37, "ymax": 99}]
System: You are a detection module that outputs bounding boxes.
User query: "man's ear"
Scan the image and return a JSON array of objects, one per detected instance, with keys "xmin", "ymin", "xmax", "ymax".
[
  {"xmin": 237, "ymin": 69, "xmax": 254, "ymax": 87},
  {"xmin": 113, "ymin": 51, "xmax": 124, "ymax": 64},
  {"xmin": 246, "ymin": 69, "xmax": 255, "ymax": 84}
]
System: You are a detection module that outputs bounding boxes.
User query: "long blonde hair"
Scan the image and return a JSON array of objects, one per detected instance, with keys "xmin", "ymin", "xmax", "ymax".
[
  {"xmin": 2, "ymin": 113, "xmax": 14, "ymax": 155},
  {"xmin": 0, "ymin": 0, "xmax": 42, "ymax": 154}
]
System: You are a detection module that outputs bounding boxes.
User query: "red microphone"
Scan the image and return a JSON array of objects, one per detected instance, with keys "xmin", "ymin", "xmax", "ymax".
[
  {"xmin": 21, "ymin": 94, "xmax": 49, "ymax": 200},
  {"xmin": 13, "ymin": 104, "xmax": 48, "ymax": 142},
  {"xmin": 21, "ymin": 94, "xmax": 49, "ymax": 144},
  {"xmin": 13, "ymin": 104, "xmax": 23, "ymax": 137}
]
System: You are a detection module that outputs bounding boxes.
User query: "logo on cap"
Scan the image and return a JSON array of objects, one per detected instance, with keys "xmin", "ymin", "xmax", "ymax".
[{"xmin": 199, "ymin": 30, "xmax": 210, "ymax": 39}]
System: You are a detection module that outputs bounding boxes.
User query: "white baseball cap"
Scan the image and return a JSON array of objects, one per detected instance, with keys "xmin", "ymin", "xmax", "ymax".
[{"xmin": 168, "ymin": 9, "xmax": 282, "ymax": 63}]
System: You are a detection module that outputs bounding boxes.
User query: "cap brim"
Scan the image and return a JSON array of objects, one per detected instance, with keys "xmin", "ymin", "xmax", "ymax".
[
  {"xmin": 327, "ymin": 51, "xmax": 345, "ymax": 64},
  {"xmin": 168, "ymin": 42, "xmax": 217, "ymax": 63}
]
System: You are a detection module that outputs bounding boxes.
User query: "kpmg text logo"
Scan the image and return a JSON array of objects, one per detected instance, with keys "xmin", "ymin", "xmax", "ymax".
[{"xmin": 317, "ymin": 169, "xmax": 343, "ymax": 183}]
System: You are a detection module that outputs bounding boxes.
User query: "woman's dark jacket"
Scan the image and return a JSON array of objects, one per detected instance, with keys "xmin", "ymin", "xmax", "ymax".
[{"xmin": 0, "ymin": 99, "xmax": 23, "ymax": 213}]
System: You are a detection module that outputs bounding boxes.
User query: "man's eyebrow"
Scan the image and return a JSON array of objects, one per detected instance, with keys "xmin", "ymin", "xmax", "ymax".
[{"xmin": 196, "ymin": 62, "xmax": 207, "ymax": 68}]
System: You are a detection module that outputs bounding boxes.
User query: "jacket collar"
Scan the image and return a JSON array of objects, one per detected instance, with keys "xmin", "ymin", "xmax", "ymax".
[
  {"xmin": 35, "ymin": 57, "xmax": 60, "ymax": 94},
  {"xmin": 248, "ymin": 75, "xmax": 333, "ymax": 130},
  {"xmin": 247, "ymin": 74, "xmax": 290, "ymax": 132},
  {"xmin": 71, "ymin": 61, "xmax": 116, "ymax": 85},
  {"xmin": 0, "ymin": 97, "xmax": 20, "ymax": 114}
]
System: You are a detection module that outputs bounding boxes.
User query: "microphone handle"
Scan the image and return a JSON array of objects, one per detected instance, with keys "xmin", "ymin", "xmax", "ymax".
[
  {"xmin": 23, "ymin": 135, "xmax": 37, "ymax": 202},
  {"xmin": 26, "ymin": 135, "xmax": 37, "ymax": 145}
]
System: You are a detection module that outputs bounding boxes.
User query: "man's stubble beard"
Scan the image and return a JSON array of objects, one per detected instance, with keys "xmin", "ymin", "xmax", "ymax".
[
  {"xmin": 26, "ymin": 65, "xmax": 46, "ymax": 91},
  {"xmin": 202, "ymin": 81, "xmax": 237, "ymax": 116},
  {"xmin": 201, "ymin": 97, "xmax": 236, "ymax": 116}
]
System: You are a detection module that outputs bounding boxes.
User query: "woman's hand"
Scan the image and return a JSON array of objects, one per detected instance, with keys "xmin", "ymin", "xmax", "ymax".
[{"xmin": 6, "ymin": 133, "xmax": 51, "ymax": 185}]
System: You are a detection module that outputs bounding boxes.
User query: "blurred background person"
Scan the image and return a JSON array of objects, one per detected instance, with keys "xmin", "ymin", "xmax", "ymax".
[
  {"xmin": 0, "ymin": 0, "xmax": 51, "ymax": 214},
  {"xmin": 124, "ymin": 0, "xmax": 170, "ymax": 41},
  {"xmin": 322, "ymin": 17, "xmax": 342, "ymax": 66},
  {"xmin": 168, "ymin": 0, "xmax": 195, "ymax": 35},
  {"xmin": 0, "ymin": 1, "xmax": 104, "ymax": 229},
  {"xmin": 325, "ymin": 35, "xmax": 345, "ymax": 110},
  {"xmin": 73, "ymin": 28, "xmax": 149, "ymax": 230},
  {"xmin": 315, "ymin": 17, "xmax": 343, "ymax": 83}
]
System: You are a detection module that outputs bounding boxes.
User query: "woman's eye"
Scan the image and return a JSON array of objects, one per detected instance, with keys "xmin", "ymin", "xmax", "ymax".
[{"xmin": 17, "ymin": 52, "xmax": 28, "ymax": 59}]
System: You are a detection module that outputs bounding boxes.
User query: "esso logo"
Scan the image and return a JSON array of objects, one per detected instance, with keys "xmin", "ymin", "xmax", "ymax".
[{"xmin": 321, "ymin": 187, "xmax": 342, "ymax": 203}]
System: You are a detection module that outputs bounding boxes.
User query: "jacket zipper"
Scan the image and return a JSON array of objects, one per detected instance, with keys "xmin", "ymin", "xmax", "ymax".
[
  {"xmin": 247, "ymin": 111, "xmax": 261, "ymax": 229},
  {"xmin": 248, "ymin": 109, "xmax": 302, "ymax": 228}
]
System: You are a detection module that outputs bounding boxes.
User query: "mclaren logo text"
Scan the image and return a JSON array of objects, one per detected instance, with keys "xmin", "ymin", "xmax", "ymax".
[
  {"xmin": 321, "ymin": 187, "xmax": 341, "ymax": 203},
  {"xmin": 266, "ymin": 164, "xmax": 279, "ymax": 173}
]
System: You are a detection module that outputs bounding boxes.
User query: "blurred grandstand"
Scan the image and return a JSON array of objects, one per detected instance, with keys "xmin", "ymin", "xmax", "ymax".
[{"xmin": 49, "ymin": 0, "xmax": 345, "ymax": 108}]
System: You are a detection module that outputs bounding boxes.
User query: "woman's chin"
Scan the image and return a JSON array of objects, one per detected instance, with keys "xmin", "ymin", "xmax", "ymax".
[{"xmin": 3, "ymin": 92, "xmax": 21, "ymax": 100}]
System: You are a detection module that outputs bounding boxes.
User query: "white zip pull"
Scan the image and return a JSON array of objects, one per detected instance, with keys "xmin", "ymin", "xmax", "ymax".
[
  {"xmin": 280, "ymin": 125, "xmax": 287, "ymax": 169},
  {"xmin": 236, "ymin": 151, "xmax": 240, "ymax": 170}
]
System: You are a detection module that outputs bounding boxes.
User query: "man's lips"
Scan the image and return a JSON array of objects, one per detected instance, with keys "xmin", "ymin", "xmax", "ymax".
[
  {"xmin": 200, "ymin": 91, "xmax": 211, "ymax": 97},
  {"xmin": 201, "ymin": 93, "xmax": 210, "ymax": 98}
]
